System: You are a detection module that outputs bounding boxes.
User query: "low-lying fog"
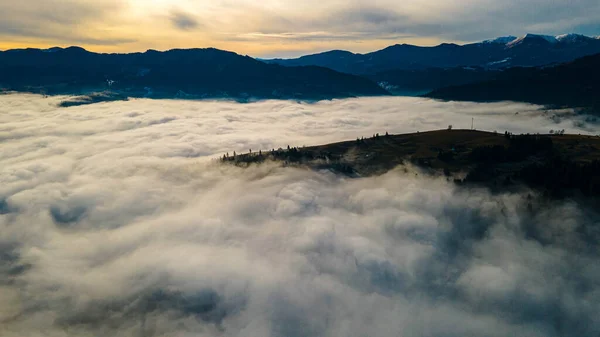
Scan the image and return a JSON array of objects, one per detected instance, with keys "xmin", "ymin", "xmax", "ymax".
[{"xmin": 1, "ymin": 94, "xmax": 599, "ymax": 337}]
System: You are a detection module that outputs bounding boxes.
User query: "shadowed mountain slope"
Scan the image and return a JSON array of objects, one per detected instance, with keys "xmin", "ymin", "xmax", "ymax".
[
  {"xmin": 427, "ymin": 53, "xmax": 600, "ymax": 111},
  {"xmin": 267, "ymin": 34, "xmax": 600, "ymax": 74},
  {"xmin": 225, "ymin": 129, "xmax": 600, "ymax": 199},
  {"xmin": 0, "ymin": 47, "xmax": 388, "ymax": 101}
]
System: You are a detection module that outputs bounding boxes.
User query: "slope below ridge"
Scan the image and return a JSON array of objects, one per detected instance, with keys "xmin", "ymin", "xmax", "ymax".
[
  {"xmin": 0, "ymin": 46, "xmax": 388, "ymax": 101},
  {"xmin": 227, "ymin": 129, "xmax": 600, "ymax": 198},
  {"xmin": 507, "ymin": 33, "xmax": 558, "ymax": 46},
  {"xmin": 483, "ymin": 36, "xmax": 518, "ymax": 44},
  {"xmin": 426, "ymin": 53, "xmax": 600, "ymax": 111},
  {"xmin": 555, "ymin": 33, "xmax": 596, "ymax": 43}
]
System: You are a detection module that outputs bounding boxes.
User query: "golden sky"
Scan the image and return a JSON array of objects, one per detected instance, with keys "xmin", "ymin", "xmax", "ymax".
[{"xmin": 0, "ymin": 0, "xmax": 599, "ymax": 57}]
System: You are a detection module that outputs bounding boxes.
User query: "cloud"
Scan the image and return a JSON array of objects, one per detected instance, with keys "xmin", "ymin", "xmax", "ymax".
[
  {"xmin": 1, "ymin": 0, "xmax": 600, "ymax": 55},
  {"xmin": 210, "ymin": 0, "xmax": 600, "ymax": 48},
  {"xmin": 210, "ymin": 4, "xmax": 438, "ymax": 43},
  {"xmin": 170, "ymin": 11, "xmax": 200, "ymax": 31},
  {"xmin": 0, "ymin": 0, "xmax": 132, "ymax": 46},
  {"xmin": 1, "ymin": 94, "xmax": 600, "ymax": 336},
  {"xmin": 223, "ymin": 32, "xmax": 414, "ymax": 43}
]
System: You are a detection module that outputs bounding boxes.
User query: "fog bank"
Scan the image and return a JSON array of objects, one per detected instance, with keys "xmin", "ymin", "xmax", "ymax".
[{"xmin": 1, "ymin": 94, "xmax": 599, "ymax": 337}]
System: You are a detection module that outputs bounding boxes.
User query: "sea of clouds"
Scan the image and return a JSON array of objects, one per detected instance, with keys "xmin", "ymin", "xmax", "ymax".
[{"xmin": 1, "ymin": 94, "xmax": 599, "ymax": 337}]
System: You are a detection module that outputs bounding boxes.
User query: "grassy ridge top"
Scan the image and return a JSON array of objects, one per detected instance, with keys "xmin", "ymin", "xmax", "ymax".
[{"xmin": 224, "ymin": 130, "xmax": 600, "ymax": 198}]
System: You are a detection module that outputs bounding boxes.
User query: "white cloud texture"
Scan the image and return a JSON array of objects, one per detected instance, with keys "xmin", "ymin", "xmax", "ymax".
[{"xmin": 1, "ymin": 94, "xmax": 600, "ymax": 336}]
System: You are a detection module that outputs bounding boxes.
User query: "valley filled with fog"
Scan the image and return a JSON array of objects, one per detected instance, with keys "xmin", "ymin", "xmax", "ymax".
[{"xmin": 1, "ymin": 94, "xmax": 600, "ymax": 337}]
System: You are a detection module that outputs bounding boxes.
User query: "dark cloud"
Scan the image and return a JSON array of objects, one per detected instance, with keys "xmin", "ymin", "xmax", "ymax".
[
  {"xmin": 2, "ymin": 0, "xmax": 600, "ymax": 51},
  {"xmin": 170, "ymin": 11, "xmax": 200, "ymax": 31},
  {"xmin": 221, "ymin": 32, "xmax": 414, "ymax": 43},
  {"xmin": 0, "ymin": 21, "xmax": 136, "ymax": 46},
  {"xmin": 330, "ymin": 7, "xmax": 409, "ymax": 27},
  {"xmin": 221, "ymin": 1, "xmax": 600, "ymax": 46},
  {"xmin": 227, "ymin": 6, "xmax": 440, "ymax": 43},
  {"xmin": 0, "ymin": 199, "xmax": 13, "ymax": 215},
  {"xmin": 50, "ymin": 205, "xmax": 89, "ymax": 226},
  {"xmin": 0, "ymin": 0, "xmax": 129, "ymax": 46},
  {"xmin": 434, "ymin": 0, "xmax": 600, "ymax": 41}
]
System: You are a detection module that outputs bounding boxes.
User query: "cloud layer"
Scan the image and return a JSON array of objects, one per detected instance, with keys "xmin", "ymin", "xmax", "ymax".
[
  {"xmin": 1, "ymin": 0, "xmax": 599, "ymax": 56},
  {"xmin": 1, "ymin": 94, "xmax": 600, "ymax": 336}
]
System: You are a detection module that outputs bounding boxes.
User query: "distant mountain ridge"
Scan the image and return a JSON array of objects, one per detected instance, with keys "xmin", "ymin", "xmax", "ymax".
[
  {"xmin": 482, "ymin": 36, "xmax": 518, "ymax": 44},
  {"xmin": 0, "ymin": 47, "xmax": 388, "ymax": 101},
  {"xmin": 426, "ymin": 53, "xmax": 600, "ymax": 111},
  {"xmin": 266, "ymin": 33, "xmax": 600, "ymax": 74}
]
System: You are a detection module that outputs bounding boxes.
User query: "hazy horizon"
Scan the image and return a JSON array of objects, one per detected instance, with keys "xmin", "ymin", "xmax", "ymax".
[
  {"xmin": 3, "ymin": 32, "xmax": 600, "ymax": 59},
  {"xmin": 1, "ymin": 0, "xmax": 599, "ymax": 58}
]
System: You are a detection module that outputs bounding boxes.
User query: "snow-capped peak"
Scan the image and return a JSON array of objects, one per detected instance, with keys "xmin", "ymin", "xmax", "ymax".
[
  {"xmin": 483, "ymin": 36, "xmax": 518, "ymax": 44},
  {"xmin": 506, "ymin": 33, "xmax": 596, "ymax": 46},
  {"xmin": 555, "ymin": 33, "xmax": 593, "ymax": 43},
  {"xmin": 507, "ymin": 34, "xmax": 558, "ymax": 46},
  {"xmin": 556, "ymin": 33, "xmax": 581, "ymax": 41}
]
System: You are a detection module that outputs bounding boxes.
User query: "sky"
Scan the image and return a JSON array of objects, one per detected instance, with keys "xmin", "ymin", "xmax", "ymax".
[
  {"xmin": 0, "ymin": 0, "xmax": 599, "ymax": 57},
  {"xmin": 1, "ymin": 94, "xmax": 600, "ymax": 336}
]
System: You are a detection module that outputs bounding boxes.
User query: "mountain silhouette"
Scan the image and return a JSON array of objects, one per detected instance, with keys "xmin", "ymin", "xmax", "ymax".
[
  {"xmin": 266, "ymin": 34, "xmax": 600, "ymax": 74},
  {"xmin": 426, "ymin": 53, "xmax": 600, "ymax": 111},
  {"xmin": 0, "ymin": 47, "xmax": 388, "ymax": 100}
]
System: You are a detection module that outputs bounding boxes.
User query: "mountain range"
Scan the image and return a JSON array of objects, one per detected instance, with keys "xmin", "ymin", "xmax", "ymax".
[
  {"xmin": 267, "ymin": 34, "xmax": 600, "ymax": 73},
  {"xmin": 0, "ymin": 47, "xmax": 387, "ymax": 101},
  {"xmin": 426, "ymin": 53, "xmax": 600, "ymax": 111},
  {"xmin": 1, "ymin": 33, "xmax": 598, "ymax": 109},
  {"xmin": 267, "ymin": 33, "xmax": 600, "ymax": 100}
]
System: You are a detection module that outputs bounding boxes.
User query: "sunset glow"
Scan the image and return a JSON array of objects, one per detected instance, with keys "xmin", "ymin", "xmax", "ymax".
[{"xmin": 1, "ymin": 0, "xmax": 599, "ymax": 57}]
